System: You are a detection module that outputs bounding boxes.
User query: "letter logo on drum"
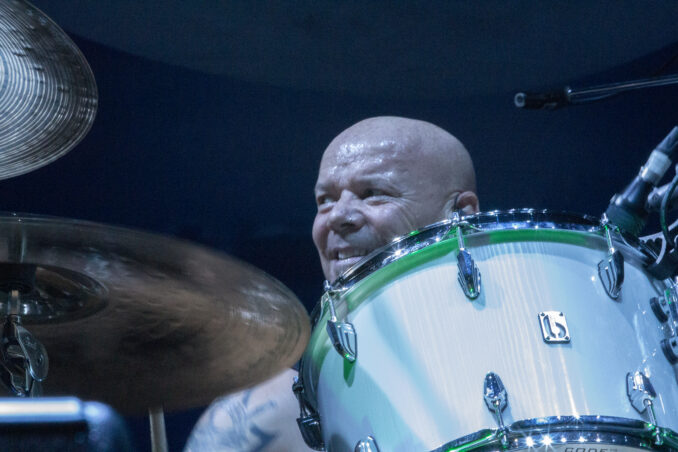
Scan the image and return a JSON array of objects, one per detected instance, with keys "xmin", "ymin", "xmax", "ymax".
[
  {"xmin": 563, "ymin": 448, "xmax": 617, "ymax": 452},
  {"xmin": 538, "ymin": 311, "xmax": 571, "ymax": 343}
]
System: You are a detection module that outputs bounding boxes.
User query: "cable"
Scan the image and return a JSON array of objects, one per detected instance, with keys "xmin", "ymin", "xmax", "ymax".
[{"xmin": 660, "ymin": 173, "xmax": 678, "ymax": 245}]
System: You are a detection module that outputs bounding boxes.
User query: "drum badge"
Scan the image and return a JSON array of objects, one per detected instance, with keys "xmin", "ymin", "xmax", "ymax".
[{"xmin": 538, "ymin": 311, "xmax": 570, "ymax": 343}]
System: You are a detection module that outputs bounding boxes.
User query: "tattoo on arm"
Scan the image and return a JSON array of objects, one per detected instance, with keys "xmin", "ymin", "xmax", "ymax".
[{"xmin": 185, "ymin": 389, "xmax": 280, "ymax": 452}]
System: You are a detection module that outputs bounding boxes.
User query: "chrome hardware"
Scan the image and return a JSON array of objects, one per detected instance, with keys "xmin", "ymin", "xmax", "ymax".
[
  {"xmin": 650, "ymin": 290, "xmax": 672, "ymax": 323},
  {"xmin": 0, "ymin": 314, "xmax": 48, "ymax": 397},
  {"xmin": 323, "ymin": 281, "xmax": 357, "ymax": 362},
  {"xmin": 430, "ymin": 415, "xmax": 678, "ymax": 452},
  {"xmin": 333, "ymin": 209, "xmax": 654, "ymax": 293},
  {"xmin": 662, "ymin": 335, "xmax": 678, "ymax": 364},
  {"xmin": 14, "ymin": 323, "xmax": 48, "ymax": 381},
  {"xmin": 452, "ymin": 212, "xmax": 481, "ymax": 300},
  {"xmin": 538, "ymin": 311, "xmax": 570, "ymax": 343},
  {"xmin": 598, "ymin": 218, "xmax": 624, "ymax": 299},
  {"xmin": 354, "ymin": 436, "xmax": 380, "ymax": 452},
  {"xmin": 627, "ymin": 372, "xmax": 658, "ymax": 413},
  {"xmin": 669, "ymin": 281, "xmax": 678, "ymax": 328},
  {"xmin": 293, "ymin": 376, "xmax": 325, "ymax": 451},
  {"xmin": 626, "ymin": 372, "xmax": 662, "ymax": 445},
  {"xmin": 483, "ymin": 372, "xmax": 509, "ymax": 447}
]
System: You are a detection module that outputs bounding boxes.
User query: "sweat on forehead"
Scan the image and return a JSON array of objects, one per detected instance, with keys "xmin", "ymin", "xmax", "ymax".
[
  {"xmin": 319, "ymin": 116, "xmax": 474, "ymax": 189},
  {"xmin": 326, "ymin": 117, "xmax": 426, "ymax": 157}
]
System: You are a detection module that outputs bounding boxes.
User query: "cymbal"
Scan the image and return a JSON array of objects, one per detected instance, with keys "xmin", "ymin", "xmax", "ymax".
[
  {"xmin": 0, "ymin": 1, "xmax": 97, "ymax": 180},
  {"xmin": 0, "ymin": 213, "xmax": 310, "ymax": 414}
]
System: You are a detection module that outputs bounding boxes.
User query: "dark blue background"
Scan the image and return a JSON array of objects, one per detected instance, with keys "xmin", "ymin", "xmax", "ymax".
[{"xmin": 4, "ymin": 8, "xmax": 678, "ymax": 450}]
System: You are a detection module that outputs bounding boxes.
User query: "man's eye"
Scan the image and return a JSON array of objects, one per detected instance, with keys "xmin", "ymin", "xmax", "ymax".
[
  {"xmin": 363, "ymin": 189, "xmax": 384, "ymax": 198},
  {"xmin": 316, "ymin": 195, "xmax": 333, "ymax": 206}
]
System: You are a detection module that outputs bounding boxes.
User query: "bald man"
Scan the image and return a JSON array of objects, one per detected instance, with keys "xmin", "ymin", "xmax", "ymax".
[{"xmin": 185, "ymin": 117, "xmax": 478, "ymax": 452}]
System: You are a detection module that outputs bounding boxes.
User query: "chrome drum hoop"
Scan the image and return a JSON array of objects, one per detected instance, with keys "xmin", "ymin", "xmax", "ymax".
[
  {"xmin": 330, "ymin": 209, "xmax": 657, "ymax": 291},
  {"xmin": 430, "ymin": 416, "xmax": 678, "ymax": 452}
]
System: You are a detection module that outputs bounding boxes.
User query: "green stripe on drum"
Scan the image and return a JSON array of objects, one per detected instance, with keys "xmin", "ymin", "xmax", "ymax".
[{"xmin": 306, "ymin": 228, "xmax": 605, "ymax": 372}]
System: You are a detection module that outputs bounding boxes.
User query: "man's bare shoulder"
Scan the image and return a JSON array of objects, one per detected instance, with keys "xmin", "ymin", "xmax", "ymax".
[{"xmin": 184, "ymin": 368, "xmax": 314, "ymax": 452}]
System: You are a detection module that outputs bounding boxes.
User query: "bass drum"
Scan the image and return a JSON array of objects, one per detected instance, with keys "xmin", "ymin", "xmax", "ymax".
[{"xmin": 299, "ymin": 210, "xmax": 678, "ymax": 452}]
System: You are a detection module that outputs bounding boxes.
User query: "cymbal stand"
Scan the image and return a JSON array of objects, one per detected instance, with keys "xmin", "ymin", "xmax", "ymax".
[
  {"xmin": 0, "ymin": 293, "xmax": 48, "ymax": 397},
  {"xmin": 563, "ymin": 73, "xmax": 678, "ymax": 104},
  {"xmin": 515, "ymin": 72, "xmax": 678, "ymax": 109},
  {"xmin": 149, "ymin": 406, "xmax": 168, "ymax": 452},
  {"xmin": 0, "ymin": 228, "xmax": 48, "ymax": 397}
]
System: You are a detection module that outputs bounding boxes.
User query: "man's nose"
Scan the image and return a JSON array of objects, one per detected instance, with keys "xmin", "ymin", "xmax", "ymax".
[{"xmin": 327, "ymin": 192, "xmax": 364, "ymax": 232}]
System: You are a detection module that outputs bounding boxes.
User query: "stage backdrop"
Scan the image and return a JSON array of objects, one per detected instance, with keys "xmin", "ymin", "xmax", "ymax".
[{"xmin": 8, "ymin": 1, "xmax": 678, "ymax": 450}]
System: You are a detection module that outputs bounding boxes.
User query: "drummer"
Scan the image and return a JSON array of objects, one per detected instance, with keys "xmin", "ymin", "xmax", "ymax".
[{"xmin": 185, "ymin": 116, "xmax": 479, "ymax": 451}]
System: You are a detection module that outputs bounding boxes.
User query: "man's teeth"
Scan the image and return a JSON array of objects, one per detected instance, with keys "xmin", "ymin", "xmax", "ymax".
[{"xmin": 337, "ymin": 250, "xmax": 364, "ymax": 259}]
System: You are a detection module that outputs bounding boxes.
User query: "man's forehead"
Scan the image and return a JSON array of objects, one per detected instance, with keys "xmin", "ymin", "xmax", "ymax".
[
  {"xmin": 320, "ymin": 137, "xmax": 409, "ymax": 168},
  {"xmin": 337, "ymin": 139, "xmax": 398, "ymax": 156},
  {"xmin": 314, "ymin": 171, "xmax": 395, "ymax": 192}
]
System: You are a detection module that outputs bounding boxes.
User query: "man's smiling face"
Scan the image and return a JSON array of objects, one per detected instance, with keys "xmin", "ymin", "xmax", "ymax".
[{"xmin": 312, "ymin": 131, "xmax": 467, "ymax": 282}]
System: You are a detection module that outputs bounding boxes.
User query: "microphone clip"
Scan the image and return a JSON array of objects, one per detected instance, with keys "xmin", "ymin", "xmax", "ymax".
[{"xmin": 642, "ymin": 220, "xmax": 678, "ymax": 280}]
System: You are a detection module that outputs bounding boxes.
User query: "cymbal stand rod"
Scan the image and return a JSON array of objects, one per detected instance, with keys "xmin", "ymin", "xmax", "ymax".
[
  {"xmin": 149, "ymin": 406, "xmax": 168, "ymax": 452},
  {"xmin": 566, "ymin": 73, "xmax": 678, "ymax": 104},
  {"xmin": 7, "ymin": 229, "xmax": 27, "ymax": 263},
  {"xmin": 5, "ymin": 290, "xmax": 19, "ymax": 316}
]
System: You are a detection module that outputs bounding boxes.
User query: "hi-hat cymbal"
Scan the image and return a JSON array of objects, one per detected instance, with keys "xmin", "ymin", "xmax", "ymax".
[
  {"xmin": 0, "ymin": 0, "xmax": 97, "ymax": 180},
  {"xmin": 0, "ymin": 213, "xmax": 310, "ymax": 414}
]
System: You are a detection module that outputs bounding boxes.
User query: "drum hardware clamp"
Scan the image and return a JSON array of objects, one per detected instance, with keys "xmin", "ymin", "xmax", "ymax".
[
  {"xmin": 661, "ymin": 335, "xmax": 678, "ymax": 364},
  {"xmin": 354, "ymin": 436, "xmax": 380, "ymax": 452},
  {"xmin": 451, "ymin": 212, "xmax": 481, "ymax": 300},
  {"xmin": 322, "ymin": 281, "xmax": 357, "ymax": 362},
  {"xmin": 649, "ymin": 290, "xmax": 674, "ymax": 323},
  {"xmin": 483, "ymin": 372, "xmax": 509, "ymax": 447},
  {"xmin": 598, "ymin": 215, "xmax": 625, "ymax": 300},
  {"xmin": 0, "ymin": 291, "xmax": 48, "ymax": 398},
  {"xmin": 626, "ymin": 371, "xmax": 663, "ymax": 446},
  {"xmin": 292, "ymin": 374, "xmax": 325, "ymax": 451},
  {"xmin": 652, "ymin": 285, "xmax": 678, "ymax": 365}
]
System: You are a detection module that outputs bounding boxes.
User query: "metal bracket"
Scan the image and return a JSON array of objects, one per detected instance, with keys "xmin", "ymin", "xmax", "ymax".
[
  {"xmin": 483, "ymin": 372, "xmax": 509, "ymax": 448},
  {"xmin": 626, "ymin": 372, "xmax": 662, "ymax": 446},
  {"xmin": 598, "ymin": 218, "xmax": 624, "ymax": 299},
  {"xmin": 649, "ymin": 293, "xmax": 672, "ymax": 323},
  {"xmin": 452, "ymin": 213, "xmax": 481, "ymax": 300},
  {"xmin": 0, "ymin": 313, "xmax": 48, "ymax": 397},
  {"xmin": 354, "ymin": 436, "xmax": 380, "ymax": 452},
  {"xmin": 661, "ymin": 335, "xmax": 678, "ymax": 364},
  {"xmin": 292, "ymin": 376, "xmax": 325, "ymax": 451},
  {"xmin": 323, "ymin": 281, "xmax": 357, "ymax": 362}
]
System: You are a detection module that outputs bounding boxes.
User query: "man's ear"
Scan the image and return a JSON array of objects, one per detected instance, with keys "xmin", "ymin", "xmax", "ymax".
[{"xmin": 455, "ymin": 191, "xmax": 479, "ymax": 215}]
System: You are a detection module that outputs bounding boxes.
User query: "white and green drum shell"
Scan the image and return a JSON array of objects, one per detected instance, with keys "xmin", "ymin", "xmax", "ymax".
[{"xmin": 299, "ymin": 210, "xmax": 678, "ymax": 452}]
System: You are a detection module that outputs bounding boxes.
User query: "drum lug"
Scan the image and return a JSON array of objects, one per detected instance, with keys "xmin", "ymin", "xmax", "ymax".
[
  {"xmin": 323, "ymin": 281, "xmax": 357, "ymax": 362},
  {"xmin": 354, "ymin": 436, "xmax": 380, "ymax": 452},
  {"xmin": 452, "ymin": 214, "xmax": 481, "ymax": 300},
  {"xmin": 327, "ymin": 320, "xmax": 357, "ymax": 362},
  {"xmin": 649, "ymin": 293, "xmax": 671, "ymax": 323},
  {"xmin": 293, "ymin": 376, "xmax": 326, "ymax": 451},
  {"xmin": 661, "ymin": 335, "xmax": 678, "ymax": 364},
  {"xmin": 598, "ymin": 218, "xmax": 625, "ymax": 299},
  {"xmin": 483, "ymin": 372, "xmax": 509, "ymax": 447},
  {"xmin": 626, "ymin": 372, "xmax": 663, "ymax": 446}
]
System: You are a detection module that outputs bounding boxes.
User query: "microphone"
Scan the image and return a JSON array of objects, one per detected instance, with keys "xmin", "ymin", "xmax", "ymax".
[
  {"xmin": 604, "ymin": 126, "xmax": 678, "ymax": 235},
  {"xmin": 514, "ymin": 90, "xmax": 570, "ymax": 109}
]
